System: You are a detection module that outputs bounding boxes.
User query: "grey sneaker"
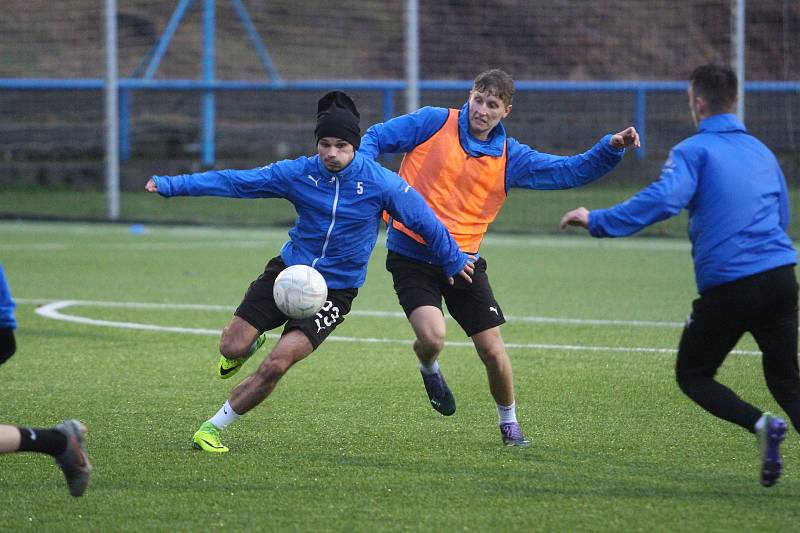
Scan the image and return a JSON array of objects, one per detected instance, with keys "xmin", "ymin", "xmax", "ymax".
[
  {"xmin": 420, "ymin": 369, "xmax": 456, "ymax": 416},
  {"xmin": 54, "ymin": 420, "xmax": 92, "ymax": 497},
  {"xmin": 500, "ymin": 422, "xmax": 531, "ymax": 447},
  {"xmin": 757, "ymin": 412, "xmax": 787, "ymax": 488}
]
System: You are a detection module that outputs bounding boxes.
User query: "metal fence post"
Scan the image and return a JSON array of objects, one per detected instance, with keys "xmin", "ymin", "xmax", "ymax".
[
  {"xmin": 105, "ymin": 0, "xmax": 120, "ymax": 219},
  {"xmin": 635, "ymin": 88, "xmax": 647, "ymax": 160},
  {"xmin": 202, "ymin": 0, "xmax": 216, "ymax": 167}
]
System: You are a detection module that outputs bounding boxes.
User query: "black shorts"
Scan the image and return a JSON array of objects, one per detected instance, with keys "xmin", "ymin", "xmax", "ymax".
[
  {"xmin": 385, "ymin": 251, "xmax": 504, "ymax": 337},
  {"xmin": 234, "ymin": 256, "xmax": 358, "ymax": 350}
]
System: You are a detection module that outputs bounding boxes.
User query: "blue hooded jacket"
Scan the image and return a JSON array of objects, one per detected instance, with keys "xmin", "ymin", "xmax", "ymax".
[
  {"xmin": 588, "ymin": 114, "xmax": 797, "ymax": 293},
  {"xmin": 152, "ymin": 152, "xmax": 468, "ymax": 289},
  {"xmin": 359, "ymin": 103, "xmax": 625, "ymax": 264}
]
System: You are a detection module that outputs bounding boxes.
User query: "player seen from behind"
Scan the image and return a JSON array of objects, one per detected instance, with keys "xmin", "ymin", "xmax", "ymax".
[{"xmin": 560, "ymin": 64, "xmax": 798, "ymax": 487}]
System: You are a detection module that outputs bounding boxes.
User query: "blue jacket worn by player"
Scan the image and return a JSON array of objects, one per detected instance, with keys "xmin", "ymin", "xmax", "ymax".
[
  {"xmin": 154, "ymin": 91, "xmax": 472, "ymax": 456},
  {"xmin": 151, "ymin": 151, "xmax": 469, "ymax": 288},
  {"xmin": 560, "ymin": 64, "xmax": 798, "ymax": 488},
  {"xmin": 587, "ymin": 113, "xmax": 796, "ymax": 293},
  {"xmin": 359, "ymin": 102, "xmax": 627, "ymax": 266},
  {"xmin": 0, "ymin": 263, "xmax": 17, "ymax": 364},
  {"xmin": 0, "ymin": 264, "xmax": 15, "ymax": 331}
]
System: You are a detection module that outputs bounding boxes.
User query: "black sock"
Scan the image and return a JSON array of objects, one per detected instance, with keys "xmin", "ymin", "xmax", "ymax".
[
  {"xmin": 0, "ymin": 328, "xmax": 16, "ymax": 365},
  {"xmin": 17, "ymin": 427, "xmax": 67, "ymax": 456}
]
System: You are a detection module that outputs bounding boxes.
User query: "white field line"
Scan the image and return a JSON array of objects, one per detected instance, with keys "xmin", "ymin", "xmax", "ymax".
[
  {"xmin": 21, "ymin": 298, "xmax": 764, "ymax": 356},
  {"xmin": 18, "ymin": 298, "xmax": 684, "ymax": 327},
  {"xmin": 0, "ymin": 238, "xmax": 691, "ymax": 253},
  {"xmin": 0, "ymin": 243, "xmax": 71, "ymax": 251},
  {"xmin": 0, "ymin": 241, "xmax": 278, "ymax": 251},
  {"xmin": 1, "ymin": 221, "xmax": 693, "ymax": 251}
]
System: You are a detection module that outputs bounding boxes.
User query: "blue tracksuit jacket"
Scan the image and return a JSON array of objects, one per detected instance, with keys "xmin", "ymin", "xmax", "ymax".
[
  {"xmin": 0, "ymin": 264, "xmax": 16, "ymax": 329},
  {"xmin": 152, "ymin": 152, "xmax": 468, "ymax": 289},
  {"xmin": 588, "ymin": 114, "xmax": 797, "ymax": 293},
  {"xmin": 359, "ymin": 102, "xmax": 626, "ymax": 264}
]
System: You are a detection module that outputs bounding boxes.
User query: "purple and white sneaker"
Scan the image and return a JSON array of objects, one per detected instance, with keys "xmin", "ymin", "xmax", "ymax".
[
  {"xmin": 500, "ymin": 422, "xmax": 530, "ymax": 447},
  {"xmin": 757, "ymin": 412, "xmax": 787, "ymax": 488}
]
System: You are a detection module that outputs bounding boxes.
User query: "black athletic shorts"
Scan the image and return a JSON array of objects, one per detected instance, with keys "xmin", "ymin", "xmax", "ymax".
[
  {"xmin": 385, "ymin": 250, "xmax": 504, "ymax": 337},
  {"xmin": 234, "ymin": 256, "xmax": 358, "ymax": 350}
]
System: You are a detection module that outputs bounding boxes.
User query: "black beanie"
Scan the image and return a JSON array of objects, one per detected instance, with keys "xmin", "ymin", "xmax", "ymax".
[{"xmin": 315, "ymin": 91, "xmax": 361, "ymax": 149}]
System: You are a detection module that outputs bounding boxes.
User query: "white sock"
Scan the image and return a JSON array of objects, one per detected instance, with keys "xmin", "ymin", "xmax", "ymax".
[
  {"xmin": 209, "ymin": 400, "xmax": 241, "ymax": 430},
  {"xmin": 419, "ymin": 360, "xmax": 441, "ymax": 375},
  {"xmin": 497, "ymin": 402, "xmax": 518, "ymax": 425},
  {"xmin": 754, "ymin": 413, "xmax": 767, "ymax": 434}
]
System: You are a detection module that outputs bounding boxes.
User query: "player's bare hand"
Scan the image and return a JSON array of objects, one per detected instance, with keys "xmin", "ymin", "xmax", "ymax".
[
  {"xmin": 559, "ymin": 207, "xmax": 590, "ymax": 230},
  {"xmin": 447, "ymin": 255, "xmax": 476, "ymax": 285},
  {"xmin": 610, "ymin": 126, "xmax": 640, "ymax": 149},
  {"xmin": 145, "ymin": 178, "xmax": 158, "ymax": 193}
]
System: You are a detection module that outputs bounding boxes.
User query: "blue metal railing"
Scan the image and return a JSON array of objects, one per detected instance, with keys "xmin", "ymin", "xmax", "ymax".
[{"xmin": 1, "ymin": 77, "xmax": 798, "ymax": 164}]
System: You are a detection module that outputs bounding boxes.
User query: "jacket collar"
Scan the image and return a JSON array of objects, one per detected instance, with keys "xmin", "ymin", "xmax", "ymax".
[
  {"xmin": 316, "ymin": 150, "xmax": 364, "ymax": 180},
  {"xmin": 457, "ymin": 102, "xmax": 506, "ymax": 157},
  {"xmin": 697, "ymin": 113, "xmax": 747, "ymax": 134}
]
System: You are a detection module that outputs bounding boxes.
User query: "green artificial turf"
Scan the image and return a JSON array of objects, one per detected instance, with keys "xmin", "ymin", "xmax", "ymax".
[{"xmin": 0, "ymin": 221, "xmax": 797, "ymax": 532}]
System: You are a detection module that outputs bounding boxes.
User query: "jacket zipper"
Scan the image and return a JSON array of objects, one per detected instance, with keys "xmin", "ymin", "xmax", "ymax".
[{"xmin": 312, "ymin": 176, "xmax": 339, "ymax": 268}]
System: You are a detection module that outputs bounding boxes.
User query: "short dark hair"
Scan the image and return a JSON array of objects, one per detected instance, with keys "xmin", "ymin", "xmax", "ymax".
[
  {"xmin": 689, "ymin": 64, "xmax": 737, "ymax": 114},
  {"xmin": 472, "ymin": 69, "xmax": 515, "ymax": 105}
]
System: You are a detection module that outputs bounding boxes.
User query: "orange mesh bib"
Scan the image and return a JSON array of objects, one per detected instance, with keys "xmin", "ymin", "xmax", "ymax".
[{"xmin": 384, "ymin": 109, "xmax": 507, "ymax": 252}]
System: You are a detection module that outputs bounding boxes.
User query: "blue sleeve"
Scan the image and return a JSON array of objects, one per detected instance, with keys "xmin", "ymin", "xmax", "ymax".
[
  {"xmin": 152, "ymin": 159, "xmax": 302, "ymax": 199},
  {"xmin": 0, "ymin": 264, "xmax": 16, "ymax": 329},
  {"xmin": 359, "ymin": 107, "xmax": 450, "ymax": 159},
  {"xmin": 381, "ymin": 174, "xmax": 468, "ymax": 276},
  {"xmin": 588, "ymin": 148, "xmax": 697, "ymax": 238},
  {"xmin": 505, "ymin": 134, "xmax": 625, "ymax": 190},
  {"xmin": 776, "ymin": 162, "xmax": 791, "ymax": 231}
]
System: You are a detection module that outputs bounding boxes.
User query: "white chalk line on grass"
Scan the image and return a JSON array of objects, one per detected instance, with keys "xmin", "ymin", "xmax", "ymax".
[
  {"xmin": 0, "ymin": 243, "xmax": 71, "ymax": 251},
  {"xmin": 18, "ymin": 298, "xmax": 685, "ymax": 327},
  {"xmin": 0, "ymin": 241, "xmax": 277, "ymax": 252},
  {"xmin": 20, "ymin": 298, "xmax": 764, "ymax": 356}
]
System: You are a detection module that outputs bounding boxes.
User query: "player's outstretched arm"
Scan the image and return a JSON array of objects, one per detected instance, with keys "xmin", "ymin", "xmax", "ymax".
[
  {"xmin": 144, "ymin": 178, "xmax": 158, "ymax": 193},
  {"xmin": 559, "ymin": 207, "xmax": 590, "ymax": 231},
  {"xmin": 610, "ymin": 127, "xmax": 640, "ymax": 150}
]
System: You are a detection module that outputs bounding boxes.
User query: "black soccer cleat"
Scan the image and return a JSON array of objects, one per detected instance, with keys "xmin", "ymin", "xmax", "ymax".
[
  {"xmin": 420, "ymin": 369, "xmax": 456, "ymax": 416},
  {"xmin": 54, "ymin": 420, "xmax": 92, "ymax": 497}
]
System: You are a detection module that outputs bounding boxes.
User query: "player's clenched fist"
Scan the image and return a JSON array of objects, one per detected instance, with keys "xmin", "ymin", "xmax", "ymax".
[{"xmin": 609, "ymin": 126, "xmax": 640, "ymax": 149}]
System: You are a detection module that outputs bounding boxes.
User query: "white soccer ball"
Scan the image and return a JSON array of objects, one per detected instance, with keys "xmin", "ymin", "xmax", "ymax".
[{"xmin": 272, "ymin": 264, "xmax": 328, "ymax": 319}]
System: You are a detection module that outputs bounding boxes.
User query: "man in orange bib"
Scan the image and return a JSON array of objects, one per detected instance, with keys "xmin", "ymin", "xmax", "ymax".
[{"xmin": 359, "ymin": 69, "xmax": 639, "ymax": 446}]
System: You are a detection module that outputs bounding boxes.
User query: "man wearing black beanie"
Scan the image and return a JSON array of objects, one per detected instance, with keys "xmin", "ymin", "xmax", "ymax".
[
  {"xmin": 313, "ymin": 91, "xmax": 361, "ymax": 173},
  {"xmin": 146, "ymin": 91, "xmax": 474, "ymax": 454},
  {"xmin": 315, "ymin": 90, "xmax": 361, "ymax": 150}
]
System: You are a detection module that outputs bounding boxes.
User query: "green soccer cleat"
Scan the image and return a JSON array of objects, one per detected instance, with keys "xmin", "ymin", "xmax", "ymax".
[
  {"xmin": 192, "ymin": 421, "xmax": 229, "ymax": 453},
  {"xmin": 217, "ymin": 333, "xmax": 266, "ymax": 379}
]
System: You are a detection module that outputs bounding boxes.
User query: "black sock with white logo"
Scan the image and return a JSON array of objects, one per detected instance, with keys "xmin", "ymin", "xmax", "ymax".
[{"xmin": 17, "ymin": 427, "xmax": 67, "ymax": 456}]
